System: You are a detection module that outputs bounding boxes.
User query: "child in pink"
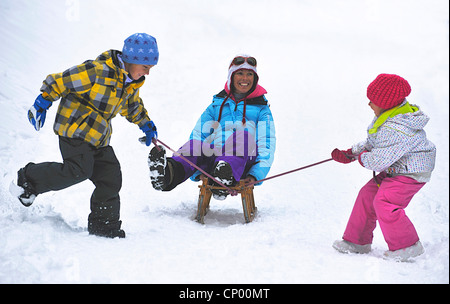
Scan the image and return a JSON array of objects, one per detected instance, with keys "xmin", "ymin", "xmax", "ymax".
[{"xmin": 331, "ymin": 74, "xmax": 436, "ymax": 261}]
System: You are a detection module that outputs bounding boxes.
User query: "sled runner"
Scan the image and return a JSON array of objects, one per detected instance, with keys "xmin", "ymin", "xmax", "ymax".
[{"xmin": 196, "ymin": 175, "xmax": 257, "ymax": 224}]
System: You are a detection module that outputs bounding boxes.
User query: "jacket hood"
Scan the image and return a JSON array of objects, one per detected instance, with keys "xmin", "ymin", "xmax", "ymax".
[
  {"xmin": 219, "ymin": 55, "xmax": 267, "ymax": 124},
  {"xmin": 96, "ymin": 50, "xmax": 122, "ymax": 70},
  {"xmin": 224, "ymin": 83, "xmax": 267, "ymax": 100},
  {"xmin": 371, "ymin": 102, "xmax": 430, "ymax": 136},
  {"xmin": 226, "ymin": 54, "xmax": 259, "ymax": 95},
  {"xmin": 217, "ymin": 84, "xmax": 268, "ymax": 124},
  {"xmin": 389, "ymin": 106, "xmax": 430, "ymax": 131},
  {"xmin": 96, "ymin": 50, "xmax": 145, "ymax": 84}
]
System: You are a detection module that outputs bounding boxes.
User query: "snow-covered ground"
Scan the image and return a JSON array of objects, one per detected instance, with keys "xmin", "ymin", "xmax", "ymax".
[{"xmin": 0, "ymin": 0, "xmax": 448, "ymax": 284}]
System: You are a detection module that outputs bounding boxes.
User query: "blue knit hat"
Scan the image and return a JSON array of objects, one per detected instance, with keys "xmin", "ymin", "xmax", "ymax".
[{"xmin": 122, "ymin": 33, "xmax": 159, "ymax": 65}]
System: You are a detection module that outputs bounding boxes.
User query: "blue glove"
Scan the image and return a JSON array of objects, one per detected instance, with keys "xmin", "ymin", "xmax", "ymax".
[
  {"xmin": 139, "ymin": 121, "xmax": 158, "ymax": 146},
  {"xmin": 28, "ymin": 94, "xmax": 52, "ymax": 131}
]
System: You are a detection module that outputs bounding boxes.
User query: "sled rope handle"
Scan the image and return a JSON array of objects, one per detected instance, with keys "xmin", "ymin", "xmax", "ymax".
[
  {"xmin": 244, "ymin": 158, "xmax": 333, "ymax": 187},
  {"xmin": 147, "ymin": 137, "xmax": 333, "ymax": 193}
]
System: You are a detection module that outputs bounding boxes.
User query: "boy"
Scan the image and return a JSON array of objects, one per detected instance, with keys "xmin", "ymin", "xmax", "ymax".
[{"xmin": 10, "ymin": 33, "xmax": 159, "ymax": 238}]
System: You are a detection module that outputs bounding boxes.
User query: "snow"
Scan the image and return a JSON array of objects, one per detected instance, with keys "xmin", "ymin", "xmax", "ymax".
[{"xmin": 0, "ymin": 0, "xmax": 448, "ymax": 284}]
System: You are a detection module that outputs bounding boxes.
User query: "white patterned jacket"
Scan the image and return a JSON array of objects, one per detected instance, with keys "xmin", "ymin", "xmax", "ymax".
[{"xmin": 352, "ymin": 100, "xmax": 436, "ymax": 182}]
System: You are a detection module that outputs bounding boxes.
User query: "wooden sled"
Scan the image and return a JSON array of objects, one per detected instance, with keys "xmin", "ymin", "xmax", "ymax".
[{"xmin": 195, "ymin": 175, "xmax": 257, "ymax": 224}]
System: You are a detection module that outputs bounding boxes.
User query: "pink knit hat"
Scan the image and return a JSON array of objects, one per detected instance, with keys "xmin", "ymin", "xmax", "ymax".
[{"xmin": 367, "ymin": 74, "xmax": 411, "ymax": 109}]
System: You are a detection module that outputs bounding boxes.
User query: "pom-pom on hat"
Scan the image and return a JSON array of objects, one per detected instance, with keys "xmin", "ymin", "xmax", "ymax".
[
  {"xmin": 122, "ymin": 33, "xmax": 159, "ymax": 65},
  {"xmin": 367, "ymin": 74, "xmax": 411, "ymax": 109}
]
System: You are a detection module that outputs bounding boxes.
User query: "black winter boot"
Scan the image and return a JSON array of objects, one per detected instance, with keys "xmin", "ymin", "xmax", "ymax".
[
  {"xmin": 148, "ymin": 145, "xmax": 172, "ymax": 190},
  {"xmin": 211, "ymin": 161, "xmax": 235, "ymax": 200},
  {"xmin": 88, "ymin": 220, "xmax": 126, "ymax": 239},
  {"xmin": 88, "ymin": 227, "xmax": 126, "ymax": 239},
  {"xmin": 15, "ymin": 167, "xmax": 38, "ymax": 207}
]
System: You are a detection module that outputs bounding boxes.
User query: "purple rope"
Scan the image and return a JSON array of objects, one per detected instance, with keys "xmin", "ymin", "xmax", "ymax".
[
  {"xmin": 245, "ymin": 158, "xmax": 334, "ymax": 187},
  {"xmin": 151, "ymin": 138, "xmax": 333, "ymax": 193}
]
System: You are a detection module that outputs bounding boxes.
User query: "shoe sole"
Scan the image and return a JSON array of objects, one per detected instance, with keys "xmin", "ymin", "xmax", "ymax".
[
  {"xmin": 148, "ymin": 145, "xmax": 167, "ymax": 190},
  {"xmin": 9, "ymin": 181, "xmax": 35, "ymax": 207},
  {"xmin": 211, "ymin": 161, "xmax": 234, "ymax": 198}
]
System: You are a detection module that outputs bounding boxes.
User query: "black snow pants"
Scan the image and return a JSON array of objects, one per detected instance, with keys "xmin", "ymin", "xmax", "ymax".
[{"xmin": 23, "ymin": 136, "xmax": 123, "ymax": 235}]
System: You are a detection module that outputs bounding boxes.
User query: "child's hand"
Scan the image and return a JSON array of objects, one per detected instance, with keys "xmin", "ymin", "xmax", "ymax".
[
  {"xmin": 139, "ymin": 121, "xmax": 158, "ymax": 146},
  {"xmin": 331, "ymin": 148, "xmax": 356, "ymax": 164},
  {"xmin": 28, "ymin": 94, "xmax": 52, "ymax": 131}
]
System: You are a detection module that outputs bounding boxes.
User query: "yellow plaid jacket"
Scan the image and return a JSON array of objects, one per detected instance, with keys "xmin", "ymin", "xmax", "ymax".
[{"xmin": 40, "ymin": 50, "xmax": 151, "ymax": 147}]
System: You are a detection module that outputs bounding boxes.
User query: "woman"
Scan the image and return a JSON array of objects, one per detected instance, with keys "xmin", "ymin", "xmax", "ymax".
[{"xmin": 149, "ymin": 55, "xmax": 276, "ymax": 199}]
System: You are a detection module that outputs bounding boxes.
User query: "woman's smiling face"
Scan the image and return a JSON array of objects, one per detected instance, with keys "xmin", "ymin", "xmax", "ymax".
[{"xmin": 233, "ymin": 69, "xmax": 254, "ymax": 94}]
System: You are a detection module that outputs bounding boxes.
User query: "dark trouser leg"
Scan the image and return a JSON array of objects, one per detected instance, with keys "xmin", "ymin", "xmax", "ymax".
[
  {"xmin": 23, "ymin": 137, "xmax": 95, "ymax": 195},
  {"xmin": 87, "ymin": 146, "xmax": 123, "ymax": 236},
  {"xmin": 169, "ymin": 140, "xmax": 214, "ymax": 190},
  {"xmin": 171, "ymin": 131, "xmax": 258, "ymax": 185},
  {"xmin": 23, "ymin": 136, "xmax": 123, "ymax": 237}
]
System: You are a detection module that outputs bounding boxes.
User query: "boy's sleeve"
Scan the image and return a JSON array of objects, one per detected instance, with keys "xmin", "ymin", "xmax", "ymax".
[
  {"xmin": 120, "ymin": 90, "xmax": 151, "ymax": 128},
  {"xmin": 40, "ymin": 61, "xmax": 97, "ymax": 102}
]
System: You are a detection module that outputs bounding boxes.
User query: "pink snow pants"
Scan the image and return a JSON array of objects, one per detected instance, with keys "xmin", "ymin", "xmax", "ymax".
[{"xmin": 343, "ymin": 172, "xmax": 425, "ymax": 251}]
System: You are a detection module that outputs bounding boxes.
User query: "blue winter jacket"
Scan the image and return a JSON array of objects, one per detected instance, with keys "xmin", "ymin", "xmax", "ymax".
[{"xmin": 189, "ymin": 85, "xmax": 276, "ymax": 185}]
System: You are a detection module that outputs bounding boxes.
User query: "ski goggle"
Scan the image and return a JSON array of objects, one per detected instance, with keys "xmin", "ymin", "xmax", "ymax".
[{"xmin": 230, "ymin": 56, "xmax": 257, "ymax": 68}]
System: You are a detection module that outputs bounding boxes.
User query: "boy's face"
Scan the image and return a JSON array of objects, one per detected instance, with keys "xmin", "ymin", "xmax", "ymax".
[{"xmin": 125, "ymin": 63, "xmax": 154, "ymax": 80}]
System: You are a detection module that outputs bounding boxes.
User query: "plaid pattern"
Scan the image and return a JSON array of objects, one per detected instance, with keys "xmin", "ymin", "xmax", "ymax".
[{"xmin": 40, "ymin": 50, "xmax": 151, "ymax": 147}]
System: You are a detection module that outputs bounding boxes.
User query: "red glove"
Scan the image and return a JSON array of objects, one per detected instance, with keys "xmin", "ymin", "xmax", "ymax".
[{"xmin": 331, "ymin": 148, "xmax": 356, "ymax": 164}]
